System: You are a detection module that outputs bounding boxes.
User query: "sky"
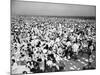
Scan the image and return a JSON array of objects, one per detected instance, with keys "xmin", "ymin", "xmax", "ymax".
[{"xmin": 11, "ymin": 0, "xmax": 96, "ymax": 16}]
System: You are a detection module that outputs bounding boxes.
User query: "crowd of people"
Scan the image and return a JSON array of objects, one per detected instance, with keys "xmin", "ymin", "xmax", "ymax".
[{"xmin": 11, "ymin": 16, "xmax": 96, "ymax": 74}]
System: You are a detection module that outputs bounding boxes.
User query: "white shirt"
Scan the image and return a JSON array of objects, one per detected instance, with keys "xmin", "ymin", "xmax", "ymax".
[{"xmin": 72, "ymin": 43, "xmax": 80, "ymax": 52}]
